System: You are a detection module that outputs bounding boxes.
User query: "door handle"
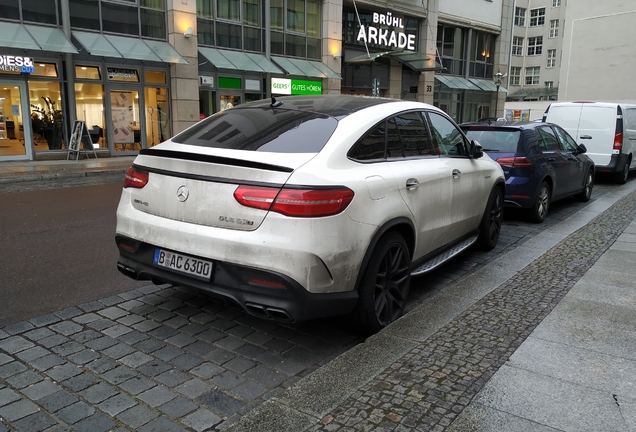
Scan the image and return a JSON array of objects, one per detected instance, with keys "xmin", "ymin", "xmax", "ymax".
[
  {"xmin": 452, "ymin": 169, "xmax": 461, "ymax": 178},
  {"xmin": 406, "ymin": 179, "xmax": 419, "ymax": 189},
  {"xmin": 580, "ymin": 135, "xmax": 592, "ymax": 139}
]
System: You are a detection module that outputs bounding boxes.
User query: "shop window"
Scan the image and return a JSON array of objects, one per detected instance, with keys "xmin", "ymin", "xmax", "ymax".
[
  {"xmin": 69, "ymin": 0, "xmax": 100, "ymax": 30},
  {"xmin": 141, "ymin": 9, "xmax": 166, "ymax": 39},
  {"xmin": 0, "ymin": 0, "xmax": 20, "ymax": 20},
  {"xmin": 218, "ymin": 0, "xmax": 240, "ymax": 21},
  {"xmin": 243, "ymin": 0, "xmax": 260, "ymax": 26},
  {"xmin": 286, "ymin": 34, "xmax": 306, "ymax": 57},
  {"xmin": 307, "ymin": 37, "xmax": 321, "ymax": 59},
  {"xmin": 244, "ymin": 27, "xmax": 261, "ymax": 52},
  {"xmin": 110, "ymin": 89, "xmax": 140, "ymax": 152},
  {"xmin": 107, "ymin": 68, "xmax": 140, "ymax": 83},
  {"xmin": 216, "ymin": 22, "xmax": 242, "ymax": 49},
  {"xmin": 76, "ymin": 66, "xmax": 101, "ymax": 80},
  {"xmin": 102, "ymin": 2, "xmax": 139, "ymax": 36},
  {"xmin": 144, "ymin": 87, "xmax": 170, "ymax": 146},
  {"xmin": 270, "ymin": 0, "xmax": 284, "ymax": 30},
  {"xmin": 197, "ymin": 18, "xmax": 215, "ymax": 45},
  {"xmin": 29, "ymin": 81, "xmax": 64, "ymax": 150},
  {"xmin": 271, "ymin": 31, "xmax": 284, "ymax": 55},
  {"xmin": 287, "ymin": 0, "xmax": 305, "ymax": 32},
  {"xmin": 145, "ymin": 70, "xmax": 166, "ymax": 85},
  {"xmin": 75, "ymin": 83, "xmax": 105, "ymax": 148},
  {"xmin": 31, "ymin": 63, "xmax": 59, "ymax": 78},
  {"xmin": 22, "ymin": 0, "xmax": 57, "ymax": 24}
]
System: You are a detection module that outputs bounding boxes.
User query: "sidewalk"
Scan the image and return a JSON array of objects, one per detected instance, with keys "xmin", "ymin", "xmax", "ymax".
[{"xmin": 1, "ymin": 163, "xmax": 635, "ymax": 431}]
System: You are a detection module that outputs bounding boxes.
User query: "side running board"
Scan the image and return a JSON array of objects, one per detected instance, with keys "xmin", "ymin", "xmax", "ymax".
[{"xmin": 411, "ymin": 235, "xmax": 479, "ymax": 276}]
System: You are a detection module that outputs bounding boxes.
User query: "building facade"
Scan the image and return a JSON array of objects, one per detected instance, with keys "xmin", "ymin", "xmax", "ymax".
[{"xmin": 0, "ymin": 0, "xmax": 513, "ymax": 162}]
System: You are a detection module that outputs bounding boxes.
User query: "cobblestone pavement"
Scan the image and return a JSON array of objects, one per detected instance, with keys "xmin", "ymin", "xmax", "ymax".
[
  {"xmin": 0, "ymin": 180, "xmax": 628, "ymax": 432},
  {"xmin": 305, "ymin": 187, "xmax": 636, "ymax": 432}
]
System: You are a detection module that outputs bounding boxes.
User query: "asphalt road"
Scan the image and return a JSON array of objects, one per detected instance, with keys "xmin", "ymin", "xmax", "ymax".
[{"xmin": 0, "ymin": 182, "xmax": 147, "ymax": 327}]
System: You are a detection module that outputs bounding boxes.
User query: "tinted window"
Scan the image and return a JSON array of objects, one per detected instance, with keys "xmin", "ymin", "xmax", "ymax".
[
  {"xmin": 463, "ymin": 129, "xmax": 521, "ymax": 153},
  {"xmin": 386, "ymin": 118, "xmax": 402, "ymax": 158},
  {"xmin": 172, "ymin": 108, "xmax": 338, "ymax": 153},
  {"xmin": 537, "ymin": 126, "xmax": 561, "ymax": 151},
  {"xmin": 553, "ymin": 126, "xmax": 578, "ymax": 151},
  {"xmin": 395, "ymin": 111, "xmax": 435, "ymax": 157},
  {"xmin": 348, "ymin": 121, "xmax": 386, "ymax": 161},
  {"xmin": 427, "ymin": 112, "xmax": 467, "ymax": 156}
]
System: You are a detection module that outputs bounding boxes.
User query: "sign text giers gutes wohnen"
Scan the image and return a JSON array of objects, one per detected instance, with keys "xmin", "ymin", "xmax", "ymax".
[{"xmin": 357, "ymin": 11, "xmax": 416, "ymax": 51}]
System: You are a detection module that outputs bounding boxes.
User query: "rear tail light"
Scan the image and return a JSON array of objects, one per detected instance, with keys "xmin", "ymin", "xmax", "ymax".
[
  {"xmin": 496, "ymin": 157, "xmax": 534, "ymax": 169},
  {"xmin": 234, "ymin": 185, "xmax": 354, "ymax": 217},
  {"xmin": 124, "ymin": 166, "xmax": 149, "ymax": 188},
  {"xmin": 613, "ymin": 132, "xmax": 623, "ymax": 151}
]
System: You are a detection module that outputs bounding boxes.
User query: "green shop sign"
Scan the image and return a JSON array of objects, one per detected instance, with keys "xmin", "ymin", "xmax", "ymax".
[{"xmin": 271, "ymin": 78, "xmax": 322, "ymax": 95}]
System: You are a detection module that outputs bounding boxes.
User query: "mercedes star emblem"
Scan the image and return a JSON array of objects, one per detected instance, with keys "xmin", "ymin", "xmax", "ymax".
[{"xmin": 176, "ymin": 186, "xmax": 189, "ymax": 202}]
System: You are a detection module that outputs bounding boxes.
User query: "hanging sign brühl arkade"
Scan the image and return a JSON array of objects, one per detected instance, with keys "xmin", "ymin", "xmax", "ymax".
[{"xmin": 356, "ymin": 11, "xmax": 416, "ymax": 51}]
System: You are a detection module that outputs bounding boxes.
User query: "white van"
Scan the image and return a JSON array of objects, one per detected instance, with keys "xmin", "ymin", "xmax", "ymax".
[{"xmin": 543, "ymin": 102, "xmax": 636, "ymax": 183}]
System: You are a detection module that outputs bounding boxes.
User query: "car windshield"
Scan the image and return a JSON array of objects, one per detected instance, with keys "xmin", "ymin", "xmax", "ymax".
[
  {"xmin": 172, "ymin": 107, "xmax": 338, "ymax": 153},
  {"xmin": 463, "ymin": 130, "xmax": 521, "ymax": 152}
]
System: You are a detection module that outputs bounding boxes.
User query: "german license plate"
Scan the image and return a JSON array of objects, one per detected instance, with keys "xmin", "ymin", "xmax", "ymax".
[{"xmin": 153, "ymin": 249, "xmax": 213, "ymax": 281}]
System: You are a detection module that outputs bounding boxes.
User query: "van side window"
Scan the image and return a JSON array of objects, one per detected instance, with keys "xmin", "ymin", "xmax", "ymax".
[
  {"xmin": 537, "ymin": 126, "xmax": 561, "ymax": 151},
  {"xmin": 553, "ymin": 126, "xmax": 578, "ymax": 151}
]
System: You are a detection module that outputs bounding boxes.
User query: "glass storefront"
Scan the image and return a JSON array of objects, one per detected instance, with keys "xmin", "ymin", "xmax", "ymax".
[{"xmin": 0, "ymin": 82, "xmax": 27, "ymax": 158}]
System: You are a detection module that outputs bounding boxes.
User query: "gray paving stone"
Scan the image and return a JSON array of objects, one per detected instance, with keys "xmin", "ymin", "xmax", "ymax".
[
  {"xmin": 72, "ymin": 313, "xmax": 101, "ymax": 324},
  {"xmin": 211, "ymin": 370, "xmax": 247, "ymax": 390},
  {"xmin": 62, "ymin": 373, "xmax": 100, "ymax": 392},
  {"xmin": 0, "ymin": 353, "xmax": 13, "ymax": 366},
  {"xmin": 215, "ymin": 335, "xmax": 245, "ymax": 352},
  {"xmin": 0, "ymin": 361, "xmax": 28, "ymax": 379},
  {"xmin": 20, "ymin": 379, "xmax": 61, "ymax": 400},
  {"xmin": 244, "ymin": 365, "xmax": 287, "ymax": 388},
  {"xmin": 98, "ymin": 307, "xmax": 129, "ymax": 320},
  {"xmin": 158, "ymin": 396, "xmax": 198, "ymax": 418},
  {"xmin": 190, "ymin": 362, "xmax": 224, "ymax": 380},
  {"xmin": 23, "ymin": 328, "xmax": 55, "ymax": 341},
  {"xmin": 117, "ymin": 403, "xmax": 160, "ymax": 429},
  {"xmin": 102, "ymin": 324, "xmax": 132, "ymax": 339},
  {"xmin": 79, "ymin": 382, "xmax": 119, "ymax": 404},
  {"xmin": 137, "ymin": 416, "xmax": 189, "ymax": 432},
  {"xmin": 0, "ymin": 399, "xmax": 40, "ymax": 421},
  {"xmin": 137, "ymin": 385, "xmax": 178, "ymax": 407},
  {"xmin": 73, "ymin": 413, "xmax": 117, "ymax": 432},
  {"xmin": 0, "ymin": 329, "xmax": 8, "ymax": 340},
  {"xmin": 55, "ymin": 307, "xmax": 83, "ymax": 320},
  {"xmin": 197, "ymin": 389, "xmax": 246, "ymax": 415},
  {"xmin": 6, "ymin": 370, "xmax": 43, "ymax": 389},
  {"xmin": 256, "ymin": 352, "xmax": 306, "ymax": 375},
  {"xmin": 102, "ymin": 343, "xmax": 136, "ymax": 359},
  {"xmin": 87, "ymin": 318, "xmax": 116, "ymax": 331},
  {"xmin": 70, "ymin": 329, "xmax": 102, "ymax": 343},
  {"xmin": 164, "ymin": 316, "xmax": 190, "ymax": 329},
  {"xmin": 38, "ymin": 334, "xmax": 69, "ymax": 349},
  {"xmin": 30, "ymin": 354, "xmax": 65, "ymax": 371},
  {"xmin": 148, "ymin": 310, "xmax": 177, "ymax": 322},
  {"xmin": 232, "ymin": 379, "xmax": 268, "ymax": 401},
  {"xmin": 67, "ymin": 349, "xmax": 100, "ymax": 365},
  {"xmin": 118, "ymin": 351, "xmax": 153, "ymax": 368},
  {"xmin": 156, "ymin": 369, "xmax": 190, "ymax": 387},
  {"xmin": 119, "ymin": 376, "xmax": 157, "ymax": 395},
  {"xmin": 138, "ymin": 285, "xmax": 162, "ymax": 294},
  {"xmin": 117, "ymin": 314, "xmax": 145, "ymax": 326},
  {"xmin": 15, "ymin": 346, "xmax": 50, "ymax": 362},
  {"xmin": 119, "ymin": 289, "xmax": 145, "ymax": 300},
  {"xmin": 45, "ymin": 363, "xmax": 83, "ymax": 381},
  {"xmin": 132, "ymin": 319, "xmax": 162, "ymax": 332},
  {"xmin": 175, "ymin": 378, "xmax": 213, "ymax": 399},
  {"xmin": 117, "ymin": 330, "xmax": 148, "ymax": 345},
  {"xmin": 182, "ymin": 409, "xmax": 222, "ymax": 432},
  {"xmin": 0, "ymin": 336, "xmax": 35, "ymax": 354},
  {"xmin": 169, "ymin": 353, "xmax": 204, "ymax": 371},
  {"xmin": 234, "ymin": 343, "xmax": 266, "ymax": 358},
  {"xmin": 165, "ymin": 333, "xmax": 197, "ymax": 348},
  {"xmin": 224, "ymin": 356, "xmax": 256, "ymax": 374},
  {"xmin": 118, "ymin": 300, "xmax": 144, "ymax": 311},
  {"xmin": 208, "ymin": 318, "xmax": 237, "ymax": 332},
  {"xmin": 179, "ymin": 322, "xmax": 207, "ymax": 336},
  {"xmin": 51, "ymin": 341, "xmax": 84, "ymax": 357},
  {"xmin": 12, "ymin": 411, "xmax": 57, "ymax": 432},
  {"xmin": 0, "ymin": 388, "xmax": 20, "ymax": 407},
  {"xmin": 134, "ymin": 337, "xmax": 166, "ymax": 354},
  {"xmin": 204, "ymin": 347, "xmax": 235, "ymax": 365},
  {"xmin": 197, "ymin": 328, "xmax": 225, "ymax": 343},
  {"xmin": 148, "ymin": 324, "xmax": 179, "ymax": 339},
  {"xmin": 136, "ymin": 359, "xmax": 172, "ymax": 377},
  {"xmin": 49, "ymin": 321, "xmax": 83, "ymax": 336},
  {"xmin": 84, "ymin": 336, "xmax": 118, "ymax": 351},
  {"xmin": 56, "ymin": 401, "xmax": 95, "ymax": 424},
  {"xmin": 3, "ymin": 321, "xmax": 35, "ymax": 335},
  {"xmin": 153, "ymin": 345, "xmax": 183, "ymax": 362},
  {"xmin": 183, "ymin": 340, "xmax": 214, "ymax": 357},
  {"xmin": 100, "ymin": 295, "xmax": 124, "ymax": 307},
  {"xmin": 101, "ymin": 365, "xmax": 138, "ymax": 385},
  {"xmin": 28, "ymin": 314, "xmax": 60, "ymax": 328},
  {"xmin": 96, "ymin": 393, "xmax": 137, "ymax": 416},
  {"xmin": 37, "ymin": 390, "xmax": 78, "ymax": 413}
]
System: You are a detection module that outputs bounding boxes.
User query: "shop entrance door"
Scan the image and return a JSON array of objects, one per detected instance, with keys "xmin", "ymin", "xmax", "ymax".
[
  {"xmin": 108, "ymin": 89, "xmax": 141, "ymax": 154},
  {"xmin": 0, "ymin": 81, "xmax": 32, "ymax": 161}
]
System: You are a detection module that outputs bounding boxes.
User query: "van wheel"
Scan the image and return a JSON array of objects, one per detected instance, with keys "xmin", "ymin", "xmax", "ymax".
[
  {"xmin": 354, "ymin": 232, "xmax": 411, "ymax": 335},
  {"xmin": 529, "ymin": 181, "xmax": 550, "ymax": 223},
  {"xmin": 615, "ymin": 158, "xmax": 630, "ymax": 184},
  {"xmin": 576, "ymin": 169, "xmax": 594, "ymax": 202},
  {"xmin": 478, "ymin": 186, "xmax": 504, "ymax": 251}
]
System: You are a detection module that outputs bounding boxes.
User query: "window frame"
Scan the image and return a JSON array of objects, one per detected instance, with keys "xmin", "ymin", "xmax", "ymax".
[
  {"xmin": 549, "ymin": 19, "xmax": 559, "ymax": 38},
  {"xmin": 514, "ymin": 7, "xmax": 526, "ymax": 26},
  {"xmin": 527, "ymin": 36, "xmax": 543, "ymax": 56},
  {"xmin": 525, "ymin": 67, "xmax": 540, "ymax": 85},
  {"xmin": 510, "ymin": 66, "xmax": 521, "ymax": 86},
  {"xmin": 529, "ymin": 7, "xmax": 545, "ymax": 27},
  {"xmin": 512, "ymin": 37, "xmax": 524, "ymax": 56},
  {"xmin": 546, "ymin": 49, "xmax": 556, "ymax": 68}
]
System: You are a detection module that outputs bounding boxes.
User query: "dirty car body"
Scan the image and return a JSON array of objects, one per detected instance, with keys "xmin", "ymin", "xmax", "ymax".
[{"xmin": 116, "ymin": 95, "xmax": 505, "ymax": 334}]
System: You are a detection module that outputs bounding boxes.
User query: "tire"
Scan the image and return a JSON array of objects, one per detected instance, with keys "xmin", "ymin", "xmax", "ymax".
[
  {"xmin": 576, "ymin": 169, "xmax": 594, "ymax": 202},
  {"xmin": 614, "ymin": 158, "xmax": 630, "ymax": 184},
  {"xmin": 529, "ymin": 181, "xmax": 550, "ymax": 223},
  {"xmin": 354, "ymin": 232, "xmax": 411, "ymax": 335},
  {"xmin": 478, "ymin": 186, "xmax": 504, "ymax": 251}
]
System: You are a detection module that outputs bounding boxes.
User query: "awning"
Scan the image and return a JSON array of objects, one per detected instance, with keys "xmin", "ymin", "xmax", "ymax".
[
  {"xmin": 470, "ymin": 78, "xmax": 508, "ymax": 93},
  {"xmin": 435, "ymin": 75, "xmax": 482, "ymax": 91},
  {"xmin": 198, "ymin": 48, "xmax": 283, "ymax": 74},
  {"xmin": 73, "ymin": 31, "xmax": 187, "ymax": 63},
  {"xmin": 271, "ymin": 56, "xmax": 341, "ymax": 79},
  {"xmin": 0, "ymin": 22, "xmax": 77, "ymax": 53}
]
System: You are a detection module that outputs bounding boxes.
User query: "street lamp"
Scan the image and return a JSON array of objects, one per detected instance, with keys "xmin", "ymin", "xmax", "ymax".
[{"xmin": 494, "ymin": 70, "xmax": 504, "ymax": 119}]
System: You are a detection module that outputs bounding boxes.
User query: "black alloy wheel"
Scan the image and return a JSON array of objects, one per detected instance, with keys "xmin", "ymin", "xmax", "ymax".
[
  {"xmin": 478, "ymin": 187, "xmax": 504, "ymax": 250},
  {"xmin": 355, "ymin": 232, "xmax": 411, "ymax": 335},
  {"xmin": 576, "ymin": 169, "xmax": 594, "ymax": 202}
]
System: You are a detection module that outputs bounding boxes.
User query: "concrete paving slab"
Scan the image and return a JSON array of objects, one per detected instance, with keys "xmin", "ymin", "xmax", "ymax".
[
  {"xmin": 446, "ymin": 402, "xmax": 561, "ymax": 432},
  {"xmin": 508, "ymin": 336, "xmax": 636, "ymax": 398},
  {"xmin": 566, "ymin": 271, "xmax": 636, "ymax": 308},
  {"xmin": 471, "ymin": 364, "xmax": 634, "ymax": 432}
]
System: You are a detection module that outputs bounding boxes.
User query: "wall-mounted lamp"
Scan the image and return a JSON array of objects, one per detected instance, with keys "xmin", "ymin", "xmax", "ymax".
[{"xmin": 184, "ymin": 26, "xmax": 193, "ymax": 38}]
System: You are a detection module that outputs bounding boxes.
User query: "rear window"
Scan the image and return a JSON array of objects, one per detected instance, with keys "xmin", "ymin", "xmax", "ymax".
[
  {"xmin": 463, "ymin": 129, "xmax": 521, "ymax": 152},
  {"xmin": 172, "ymin": 107, "xmax": 338, "ymax": 153}
]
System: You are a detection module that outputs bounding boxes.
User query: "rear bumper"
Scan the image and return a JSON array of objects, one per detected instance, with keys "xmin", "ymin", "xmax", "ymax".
[
  {"xmin": 502, "ymin": 175, "xmax": 537, "ymax": 209},
  {"xmin": 116, "ymin": 235, "xmax": 358, "ymax": 323},
  {"xmin": 595, "ymin": 153, "xmax": 628, "ymax": 174}
]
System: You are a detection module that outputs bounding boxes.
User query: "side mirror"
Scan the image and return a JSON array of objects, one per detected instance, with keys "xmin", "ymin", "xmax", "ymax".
[
  {"xmin": 577, "ymin": 144, "xmax": 587, "ymax": 154},
  {"xmin": 469, "ymin": 140, "xmax": 484, "ymax": 159}
]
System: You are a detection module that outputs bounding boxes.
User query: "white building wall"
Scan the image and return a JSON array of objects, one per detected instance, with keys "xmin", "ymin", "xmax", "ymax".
[
  {"xmin": 560, "ymin": 2, "xmax": 636, "ymax": 102},
  {"xmin": 438, "ymin": 0, "xmax": 503, "ymax": 28}
]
